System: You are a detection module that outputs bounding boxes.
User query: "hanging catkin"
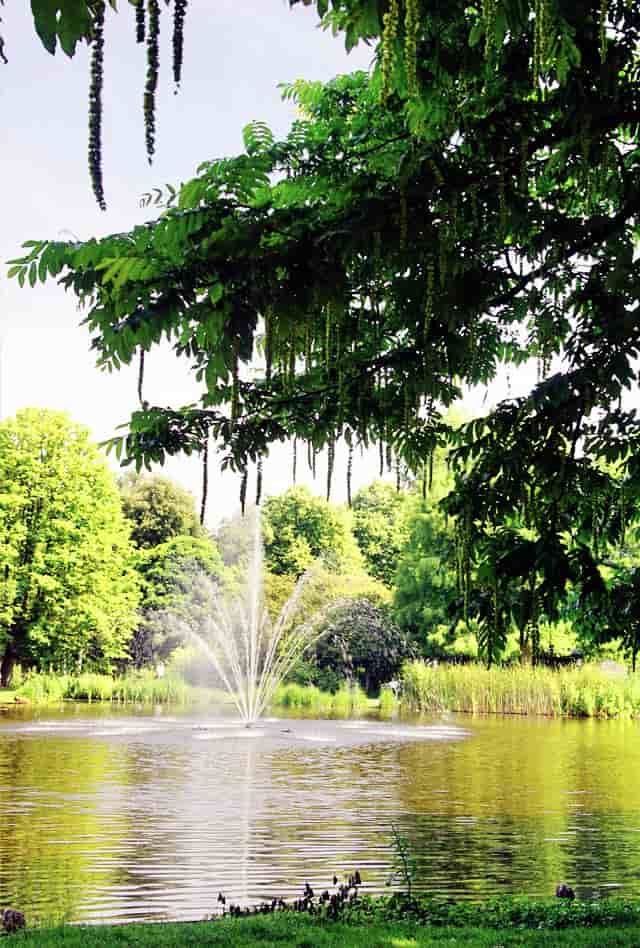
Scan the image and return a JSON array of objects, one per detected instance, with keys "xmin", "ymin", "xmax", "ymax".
[
  {"xmin": 265, "ymin": 310, "xmax": 273, "ymax": 384},
  {"xmin": 381, "ymin": 0, "xmax": 399, "ymax": 100},
  {"xmin": 172, "ymin": 0, "xmax": 187, "ymax": 87},
  {"xmin": 404, "ymin": 0, "xmax": 419, "ymax": 96},
  {"xmin": 292, "ymin": 437, "xmax": 298, "ymax": 484},
  {"xmin": 231, "ymin": 340, "xmax": 240, "ymax": 421},
  {"xmin": 88, "ymin": 1, "xmax": 106, "ymax": 211},
  {"xmin": 144, "ymin": 0, "xmax": 160, "ymax": 164},
  {"xmin": 199, "ymin": 439, "xmax": 209, "ymax": 525},
  {"xmin": 346, "ymin": 440, "xmax": 354, "ymax": 507},
  {"xmin": 137, "ymin": 348, "xmax": 145, "ymax": 404},
  {"xmin": 599, "ymin": 0, "xmax": 607, "ymax": 63},
  {"xmin": 255, "ymin": 457, "xmax": 263, "ymax": 507},
  {"xmin": 240, "ymin": 469, "xmax": 248, "ymax": 516},
  {"xmin": 326, "ymin": 439, "xmax": 335, "ymax": 501},
  {"xmin": 135, "ymin": 0, "xmax": 145, "ymax": 43}
]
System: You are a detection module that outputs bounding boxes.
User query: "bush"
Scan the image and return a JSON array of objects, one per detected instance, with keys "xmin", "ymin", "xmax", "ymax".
[{"xmin": 312, "ymin": 598, "xmax": 416, "ymax": 694}]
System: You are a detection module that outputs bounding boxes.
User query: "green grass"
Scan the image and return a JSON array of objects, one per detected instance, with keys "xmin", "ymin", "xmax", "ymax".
[
  {"xmin": 400, "ymin": 660, "xmax": 640, "ymax": 718},
  {"xmin": 7, "ymin": 916, "xmax": 640, "ymax": 947},
  {"xmin": 0, "ymin": 688, "xmax": 17, "ymax": 704},
  {"xmin": 272, "ymin": 681, "xmax": 367, "ymax": 715}
]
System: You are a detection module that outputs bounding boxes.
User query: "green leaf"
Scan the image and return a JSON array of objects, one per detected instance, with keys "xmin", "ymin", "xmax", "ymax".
[{"xmin": 31, "ymin": 0, "xmax": 61, "ymax": 54}]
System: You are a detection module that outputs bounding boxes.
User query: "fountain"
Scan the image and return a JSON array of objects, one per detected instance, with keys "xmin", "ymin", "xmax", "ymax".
[{"xmin": 173, "ymin": 508, "xmax": 321, "ymax": 725}]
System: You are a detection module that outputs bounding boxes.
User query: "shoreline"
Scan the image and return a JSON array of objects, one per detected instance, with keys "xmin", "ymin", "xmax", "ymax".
[{"xmin": 8, "ymin": 897, "xmax": 640, "ymax": 947}]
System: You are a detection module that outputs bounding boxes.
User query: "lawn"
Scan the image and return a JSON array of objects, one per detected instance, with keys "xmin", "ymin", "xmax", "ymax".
[{"xmin": 8, "ymin": 916, "xmax": 640, "ymax": 947}]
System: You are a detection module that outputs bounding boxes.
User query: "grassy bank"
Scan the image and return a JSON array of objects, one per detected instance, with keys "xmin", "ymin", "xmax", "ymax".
[
  {"xmin": 8, "ymin": 916, "xmax": 640, "ymax": 947},
  {"xmin": 272, "ymin": 681, "xmax": 368, "ymax": 715},
  {"xmin": 11, "ymin": 896, "xmax": 640, "ymax": 946},
  {"xmin": 0, "ymin": 689, "xmax": 17, "ymax": 704},
  {"xmin": 400, "ymin": 660, "xmax": 640, "ymax": 718},
  {"xmin": 8, "ymin": 671, "xmax": 218, "ymax": 706}
]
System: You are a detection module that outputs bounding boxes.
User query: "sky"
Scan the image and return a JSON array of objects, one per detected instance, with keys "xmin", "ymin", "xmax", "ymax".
[{"xmin": 0, "ymin": 1, "xmax": 535, "ymax": 524}]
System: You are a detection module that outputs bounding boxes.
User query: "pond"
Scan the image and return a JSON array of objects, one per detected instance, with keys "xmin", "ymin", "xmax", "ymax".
[{"xmin": 0, "ymin": 704, "xmax": 638, "ymax": 923}]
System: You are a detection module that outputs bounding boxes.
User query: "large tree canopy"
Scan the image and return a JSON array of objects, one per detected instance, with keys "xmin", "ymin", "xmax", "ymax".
[
  {"xmin": 262, "ymin": 486, "xmax": 363, "ymax": 577},
  {"xmin": 0, "ymin": 409, "xmax": 140, "ymax": 685},
  {"xmin": 9, "ymin": 0, "xmax": 640, "ymax": 650}
]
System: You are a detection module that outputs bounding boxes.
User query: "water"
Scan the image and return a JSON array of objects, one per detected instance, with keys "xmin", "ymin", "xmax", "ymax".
[{"xmin": 0, "ymin": 704, "xmax": 639, "ymax": 923}]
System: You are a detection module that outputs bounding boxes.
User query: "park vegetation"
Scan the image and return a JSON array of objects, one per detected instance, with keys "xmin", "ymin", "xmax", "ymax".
[
  {"xmin": 5, "ymin": 0, "xmax": 640, "ymax": 717},
  {"xmin": 1, "ymin": 406, "xmax": 639, "ymax": 719}
]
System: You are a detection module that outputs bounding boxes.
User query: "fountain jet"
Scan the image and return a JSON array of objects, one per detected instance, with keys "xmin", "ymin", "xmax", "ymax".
[{"xmin": 173, "ymin": 509, "xmax": 321, "ymax": 725}]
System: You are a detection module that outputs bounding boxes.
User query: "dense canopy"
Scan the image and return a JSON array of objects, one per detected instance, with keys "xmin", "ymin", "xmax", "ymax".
[{"xmin": 10, "ymin": 0, "xmax": 640, "ymax": 653}]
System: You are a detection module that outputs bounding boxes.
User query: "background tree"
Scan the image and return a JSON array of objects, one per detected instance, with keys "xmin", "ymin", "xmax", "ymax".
[
  {"xmin": 392, "ymin": 495, "xmax": 458, "ymax": 657},
  {"xmin": 130, "ymin": 534, "xmax": 224, "ymax": 667},
  {"xmin": 351, "ymin": 481, "xmax": 408, "ymax": 586},
  {"xmin": 0, "ymin": 409, "xmax": 139, "ymax": 685},
  {"xmin": 261, "ymin": 486, "xmax": 363, "ymax": 577},
  {"xmin": 120, "ymin": 473, "xmax": 203, "ymax": 549}
]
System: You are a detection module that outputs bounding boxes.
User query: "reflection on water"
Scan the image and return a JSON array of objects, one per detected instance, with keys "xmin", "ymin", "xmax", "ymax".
[{"xmin": 0, "ymin": 705, "xmax": 639, "ymax": 922}]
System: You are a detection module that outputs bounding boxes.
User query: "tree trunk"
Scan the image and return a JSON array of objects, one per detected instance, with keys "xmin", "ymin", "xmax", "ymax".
[{"xmin": 0, "ymin": 646, "xmax": 15, "ymax": 688}]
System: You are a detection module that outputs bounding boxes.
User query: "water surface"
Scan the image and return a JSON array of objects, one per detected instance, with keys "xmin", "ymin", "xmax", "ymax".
[{"xmin": 0, "ymin": 704, "xmax": 638, "ymax": 922}]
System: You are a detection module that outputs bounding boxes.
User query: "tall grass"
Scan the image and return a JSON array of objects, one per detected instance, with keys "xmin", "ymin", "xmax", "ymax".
[
  {"xmin": 378, "ymin": 685, "xmax": 399, "ymax": 718},
  {"xmin": 272, "ymin": 681, "xmax": 367, "ymax": 716},
  {"xmin": 15, "ymin": 670, "xmax": 211, "ymax": 706},
  {"xmin": 400, "ymin": 660, "xmax": 640, "ymax": 718}
]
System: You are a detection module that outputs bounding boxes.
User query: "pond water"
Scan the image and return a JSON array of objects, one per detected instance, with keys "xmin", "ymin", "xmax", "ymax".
[{"xmin": 0, "ymin": 704, "xmax": 638, "ymax": 923}]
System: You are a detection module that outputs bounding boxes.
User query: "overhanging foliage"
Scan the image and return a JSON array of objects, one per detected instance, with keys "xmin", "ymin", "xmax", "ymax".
[{"xmin": 10, "ymin": 0, "xmax": 640, "ymax": 649}]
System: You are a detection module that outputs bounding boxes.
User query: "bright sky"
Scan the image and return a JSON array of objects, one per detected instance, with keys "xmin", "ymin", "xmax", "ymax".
[{"xmin": 0, "ymin": 1, "xmax": 535, "ymax": 524}]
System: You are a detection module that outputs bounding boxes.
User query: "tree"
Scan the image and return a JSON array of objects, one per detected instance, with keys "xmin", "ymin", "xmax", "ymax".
[
  {"xmin": 130, "ymin": 534, "xmax": 224, "ymax": 666},
  {"xmin": 0, "ymin": 409, "xmax": 139, "ymax": 685},
  {"xmin": 120, "ymin": 473, "xmax": 203, "ymax": 549},
  {"xmin": 261, "ymin": 486, "xmax": 363, "ymax": 577},
  {"xmin": 351, "ymin": 481, "xmax": 407, "ymax": 586},
  {"xmin": 312, "ymin": 598, "xmax": 416, "ymax": 693},
  {"xmin": 11, "ymin": 0, "xmax": 640, "ymax": 635},
  {"xmin": 392, "ymin": 496, "xmax": 458, "ymax": 657}
]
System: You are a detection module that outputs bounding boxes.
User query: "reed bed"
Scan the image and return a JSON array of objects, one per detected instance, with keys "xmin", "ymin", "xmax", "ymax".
[
  {"xmin": 400, "ymin": 660, "xmax": 640, "ymax": 718},
  {"xmin": 14, "ymin": 671, "xmax": 212, "ymax": 706},
  {"xmin": 272, "ymin": 681, "xmax": 367, "ymax": 716}
]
